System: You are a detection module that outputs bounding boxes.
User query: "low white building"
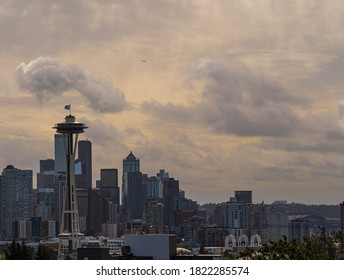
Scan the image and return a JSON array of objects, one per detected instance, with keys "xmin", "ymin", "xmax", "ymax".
[{"xmin": 107, "ymin": 238, "xmax": 124, "ymax": 253}]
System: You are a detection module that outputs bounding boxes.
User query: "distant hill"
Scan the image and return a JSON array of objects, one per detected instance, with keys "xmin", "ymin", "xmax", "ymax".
[{"xmin": 285, "ymin": 203, "xmax": 340, "ymax": 219}]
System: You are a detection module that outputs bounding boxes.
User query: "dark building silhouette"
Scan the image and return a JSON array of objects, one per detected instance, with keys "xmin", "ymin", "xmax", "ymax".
[
  {"xmin": 198, "ymin": 226, "xmax": 230, "ymax": 247},
  {"xmin": 0, "ymin": 165, "xmax": 33, "ymax": 239},
  {"xmin": 163, "ymin": 177, "xmax": 179, "ymax": 232},
  {"xmin": 234, "ymin": 191, "xmax": 252, "ymax": 204},
  {"xmin": 40, "ymin": 159, "xmax": 55, "ymax": 173},
  {"xmin": 98, "ymin": 168, "xmax": 120, "ymax": 224},
  {"xmin": 122, "ymin": 152, "xmax": 144, "ymax": 225},
  {"xmin": 87, "ymin": 189, "xmax": 108, "ymax": 235},
  {"xmin": 99, "ymin": 169, "xmax": 119, "ymax": 203},
  {"xmin": 77, "ymin": 140, "xmax": 92, "ymax": 189},
  {"xmin": 145, "ymin": 199, "xmax": 164, "ymax": 233},
  {"xmin": 37, "ymin": 159, "xmax": 55, "ymax": 190}
]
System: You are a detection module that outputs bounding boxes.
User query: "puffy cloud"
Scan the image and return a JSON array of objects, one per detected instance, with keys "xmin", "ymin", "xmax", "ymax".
[{"xmin": 15, "ymin": 57, "xmax": 128, "ymax": 113}]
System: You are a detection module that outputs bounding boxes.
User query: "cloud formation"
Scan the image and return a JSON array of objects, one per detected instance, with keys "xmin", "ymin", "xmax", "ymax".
[
  {"xmin": 144, "ymin": 58, "xmax": 307, "ymax": 137},
  {"xmin": 15, "ymin": 56, "xmax": 127, "ymax": 113}
]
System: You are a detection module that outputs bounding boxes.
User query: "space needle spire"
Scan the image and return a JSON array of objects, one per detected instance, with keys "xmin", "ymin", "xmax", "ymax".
[{"xmin": 53, "ymin": 107, "xmax": 88, "ymax": 257}]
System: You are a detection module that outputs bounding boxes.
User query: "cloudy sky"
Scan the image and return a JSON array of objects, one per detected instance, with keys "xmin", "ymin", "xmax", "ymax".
[{"xmin": 1, "ymin": 0, "xmax": 344, "ymax": 204}]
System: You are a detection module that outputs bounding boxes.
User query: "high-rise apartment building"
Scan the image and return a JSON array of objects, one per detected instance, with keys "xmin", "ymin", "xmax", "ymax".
[
  {"xmin": 223, "ymin": 197, "xmax": 247, "ymax": 238},
  {"xmin": 288, "ymin": 217, "xmax": 310, "ymax": 243},
  {"xmin": 0, "ymin": 165, "xmax": 33, "ymax": 239}
]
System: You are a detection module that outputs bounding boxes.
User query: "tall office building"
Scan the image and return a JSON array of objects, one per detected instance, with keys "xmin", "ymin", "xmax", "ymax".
[
  {"xmin": 77, "ymin": 140, "xmax": 92, "ymax": 189},
  {"xmin": 162, "ymin": 175, "xmax": 179, "ymax": 232},
  {"xmin": 234, "ymin": 191, "xmax": 252, "ymax": 204},
  {"xmin": 122, "ymin": 152, "xmax": 144, "ymax": 224},
  {"xmin": 0, "ymin": 165, "xmax": 33, "ymax": 239},
  {"xmin": 87, "ymin": 189, "xmax": 108, "ymax": 235},
  {"xmin": 99, "ymin": 168, "xmax": 119, "ymax": 205},
  {"xmin": 147, "ymin": 176, "xmax": 163, "ymax": 199},
  {"xmin": 145, "ymin": 200, "xmax": 164, "ymax": 233},
  {"xmin": 54, "ymin": 134, "xmax": 67, "ymax": 174},
  {"xmin": 40, "ymin": 159, "xmax": 55, "ymax": 173},
  {"xmin": 37, "ymin": 159, "xmax": 55, "ymax": 189},
  {"xmin": 98, "ymin": 168, "xmax": 120, "ymax": 225},
  {"xmin": 36, "ymin": 188, "xmax": 55, "ymax": 221}
]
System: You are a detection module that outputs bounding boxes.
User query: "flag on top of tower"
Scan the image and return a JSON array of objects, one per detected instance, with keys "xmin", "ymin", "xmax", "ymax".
[{"xmin": 64, "ymin": 104, "xmax": 71, "ymax": 110}]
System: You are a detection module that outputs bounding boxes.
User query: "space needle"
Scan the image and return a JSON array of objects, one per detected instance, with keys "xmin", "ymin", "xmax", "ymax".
[{"xmin": 53, "ymin": 105, "xmax": 88, "ymax": 257}]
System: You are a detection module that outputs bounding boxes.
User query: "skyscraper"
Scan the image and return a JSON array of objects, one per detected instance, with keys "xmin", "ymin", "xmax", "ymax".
[
  {"xmin": 99, "ymin": 168, "xmax": 119, "ymax": 205},
  {"xmin": 98, "ymin": 168, "xmax": 120, "ymax": 227},
  {"xmin": 77, "ymin": 140, "xmax": 92, "ymax": 189},
  {"xmin": 54, "ymin": 134, "xmax": 67, "ymax": 175},
  {"xmin": 37, "ymin": 159, "xmax": 55, "ymax": 189},
  {"xmin": 0, "ymin": 165, "xmax": 33, "ymax": 239},
  {"xmin": 40, "ymin": 159, "xmax": 55, "ymax": 173},
  {"xmin": 234, "ymin": 191, "xmax": 252, "ymax": 204},
  {"xmin": 163, "ymin": 176, "xmax": 179, "ymax": 232},
  {"xmin": 122, "ymin": 152, "xmax": 144, "ymax": 225}
]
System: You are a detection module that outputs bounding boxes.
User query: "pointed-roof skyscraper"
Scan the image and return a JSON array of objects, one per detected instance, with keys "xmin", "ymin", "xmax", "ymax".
[{"xmin": 121, "ymin": 151, "xmax": 144, "ymax": 227}]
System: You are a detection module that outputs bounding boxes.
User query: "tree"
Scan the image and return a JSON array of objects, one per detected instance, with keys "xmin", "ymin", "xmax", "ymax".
[
  {"xmin": 239, "ymin": 234, "xmax": 339, "ymax": 260},
  {"xmin": 35, "ymin": 244, "xmax": 58, "ymax": 260},
  {"xmin": 5, "ymin": 240, "xmax": 34, "ymax": 260}
]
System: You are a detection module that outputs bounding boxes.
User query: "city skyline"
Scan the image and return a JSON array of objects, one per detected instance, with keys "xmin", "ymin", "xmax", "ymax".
[{"xmin": 1, "ymin": 1, "xmax": 344, "ymax": 205}]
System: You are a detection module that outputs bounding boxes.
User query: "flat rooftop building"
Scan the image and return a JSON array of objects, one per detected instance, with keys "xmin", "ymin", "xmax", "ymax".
[{"xmin": 123, "ymin": 234, "xmax": 176, "ymax": 260}]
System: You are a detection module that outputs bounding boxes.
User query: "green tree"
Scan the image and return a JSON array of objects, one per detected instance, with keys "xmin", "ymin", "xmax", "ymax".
[
  {"xmin": 35, "ymin": 244, "xmax": 58, "ymax": 260},
  {"xmin": 5, "ymin": 240, "xmax": 34, "ymax": 260},
  {"xmin": 239, "ymin": 234, "xmax": 338, "ymax": 260}
]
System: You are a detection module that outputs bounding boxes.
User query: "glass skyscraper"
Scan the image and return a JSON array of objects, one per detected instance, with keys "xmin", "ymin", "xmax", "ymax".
[
  {"xmin": 77, "ymin": 140, "xmax": 92, "ymax": 189},
  {"xmin": 54, "ymin": 134, "xmax": 67, "ymax": 174},
  {"xmin": 122, "ymin": 152, "xmax": 144, "ymax": 224}
]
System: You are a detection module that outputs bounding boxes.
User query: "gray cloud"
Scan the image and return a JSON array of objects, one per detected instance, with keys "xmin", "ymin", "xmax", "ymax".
[
  {"xmin": 143, "ymin": 58, "xmax": 306, "ymax": 137},
  {"xmin": 78, "ymin": 117, "xmax": 126, "ymax": 147},
  {"xmin": 15, "ymin": 57, "xmax": 128, "ymax": 113},
  {"xmin": 0, "ymin": 138, "xmax": 50, "ymax": 171}
]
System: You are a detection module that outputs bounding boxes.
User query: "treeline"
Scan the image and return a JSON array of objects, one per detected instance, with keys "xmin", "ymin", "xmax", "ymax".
[
  {"xmin": 2, "ymin": 240, "xmax": 57, "ymax": 260},
  {"xmin": 233, "ymin": 232, "xmax": 343, "ymax": 260}
]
